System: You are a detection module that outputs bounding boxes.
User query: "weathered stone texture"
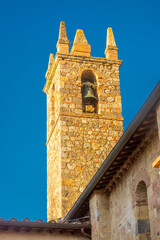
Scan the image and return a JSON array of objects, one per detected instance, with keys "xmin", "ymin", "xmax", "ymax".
[
  {"xmin": 47, "ymin": 121, "xmax": 62, "ymax": 220},
  {"xmin": 105, "ymin": 28, "xmax": 118, "ymax": 60},
  {"xmin": 90, "ymin": 190, "xmax": 111, "ymax": 240},
  {"xmin": 61, "ymin": 115, "xmax": 122, "ymax": 217},
  {"xmin": 44, "ymin": 24, "xmax": 123, "ymax": 221},
  {"xmin": 108, "ymin": 131, "xmax": 160, "ymax": 240},
  {"xmin": 56, "ymin": 21, "xmax": 69, "ymax": 55},
  {"xmin": 70, "ymin": 30, "xmax": 91, "ymax": 56},
  {"xmin": 89, "ymin": 126, "xmax": 160, "ymax": 240}
]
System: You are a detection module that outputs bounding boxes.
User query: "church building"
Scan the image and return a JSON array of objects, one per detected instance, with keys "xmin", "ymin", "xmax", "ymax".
[{"xmin": 0, "ymin": 21, "xmax": 160, "ymax": 240}]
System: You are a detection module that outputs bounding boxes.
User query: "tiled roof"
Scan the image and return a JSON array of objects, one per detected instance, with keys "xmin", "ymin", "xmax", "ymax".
[{"xmin": 0, "ymin": 217, "xmax": 91, "ymax": 234}]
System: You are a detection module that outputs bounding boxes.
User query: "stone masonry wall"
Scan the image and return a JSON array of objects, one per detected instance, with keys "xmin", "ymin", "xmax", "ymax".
[
  {"xmin": 47, "ymin": 64, "xmax": 61, "ymax": 140},
  {"xmin": 45, "ymin": 54, "xmax": 123, "ymax": 220},
  {"xmin": 47, "ymin": 121, "xmax": 62, "ymax": 220},
  {"xmin": 89, "ymin": 127, "xmax": 160, "ymax": 240},
  {"xmin": 109, "ymin": 130, "xmax": 160, "ymax": 240},
  {"xmin": 90, "ymin": 190, "xmax": 111, "ymax": 240},
  {"xmin": 61, "ymin": 115, "xmax": 122, "ymax": 217},
  {"xmin": 59, "ymin": 56, "xmax": 122, "ymax": 118},
  {"xmin": 47, "ymin": 63, "xmax": 62, "ymax": 220}
]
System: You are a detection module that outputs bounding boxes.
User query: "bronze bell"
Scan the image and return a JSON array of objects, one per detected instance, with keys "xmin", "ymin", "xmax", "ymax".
[{"xmin": 83, "ymin": 86, "xmax": 98, "ymax": 103}]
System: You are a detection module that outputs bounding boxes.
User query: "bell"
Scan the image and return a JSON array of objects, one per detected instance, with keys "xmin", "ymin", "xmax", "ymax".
[{"xmin": 83, "ymin": 86, "xmax": 98, "ymax": 103}]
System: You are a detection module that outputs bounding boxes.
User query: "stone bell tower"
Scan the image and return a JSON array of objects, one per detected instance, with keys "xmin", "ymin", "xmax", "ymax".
[{"xmin": 43, "ymin": 22, "xmax": 123, "ymax": 221}]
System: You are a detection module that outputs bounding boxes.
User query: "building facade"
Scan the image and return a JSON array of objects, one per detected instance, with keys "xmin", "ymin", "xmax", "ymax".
[
  {"xmin": 65, "ymin": 82, "xmax": 160, "ymax": 240},
  {"xmin": 43, "ymin": 22, "xmax": 123, "ymax": 220}
]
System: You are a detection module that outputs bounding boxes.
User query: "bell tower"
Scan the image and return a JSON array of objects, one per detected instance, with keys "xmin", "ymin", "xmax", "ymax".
[{"xmin": 44, "ymin": 22, "xmax": 123, "ymax": 221}]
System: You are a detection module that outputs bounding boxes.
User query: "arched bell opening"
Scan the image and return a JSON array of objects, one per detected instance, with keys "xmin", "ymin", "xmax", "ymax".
[{"xmin": 81, "ymin": 70, "xmax": 98, "ymax": 113}]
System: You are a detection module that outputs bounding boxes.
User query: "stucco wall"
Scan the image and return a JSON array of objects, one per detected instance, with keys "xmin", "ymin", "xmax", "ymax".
[{"xmin": 0, "ymin": 229, "xmax": 88, "ymax": 240}]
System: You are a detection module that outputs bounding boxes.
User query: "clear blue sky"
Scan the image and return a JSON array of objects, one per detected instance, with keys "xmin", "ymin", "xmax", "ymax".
[{"xmin": 0, "ymin": 0, "xmax": 159, "ymax": 222}]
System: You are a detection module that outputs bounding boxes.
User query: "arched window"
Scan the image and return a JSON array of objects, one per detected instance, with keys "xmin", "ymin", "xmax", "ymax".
[
  {"xmin": 81, "ymin": 70, "xmax": 98, "ymax": 113},
  {"xmin": 135, "ymin": 181, "xmax": 151, "ymax": 239}
]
